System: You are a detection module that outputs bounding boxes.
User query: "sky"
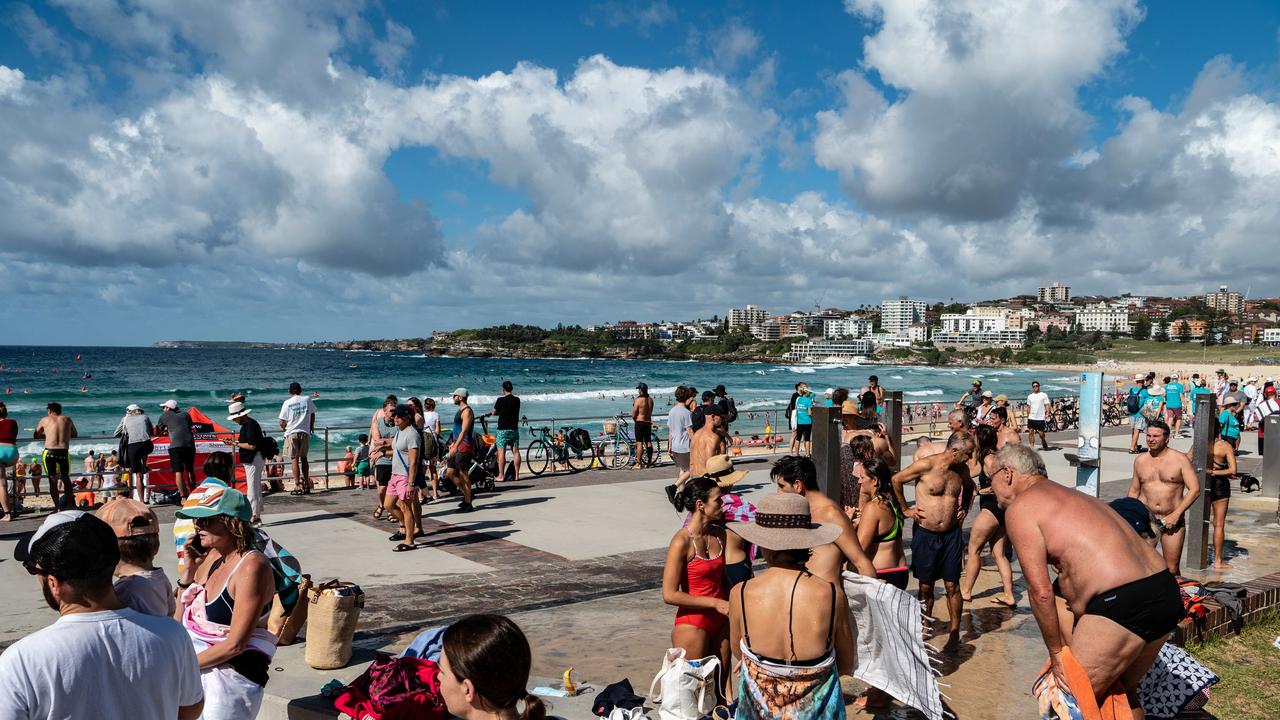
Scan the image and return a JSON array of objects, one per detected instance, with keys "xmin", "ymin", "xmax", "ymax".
[{"xmin": 2, "ymin": 0, "xmax": 1279, "ymax": 345}]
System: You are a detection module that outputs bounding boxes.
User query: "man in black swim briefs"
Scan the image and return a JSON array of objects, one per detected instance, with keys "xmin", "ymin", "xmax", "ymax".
[{"xmin": 996, "ymin": 444, "xmax": 1182, "ymax": 710}]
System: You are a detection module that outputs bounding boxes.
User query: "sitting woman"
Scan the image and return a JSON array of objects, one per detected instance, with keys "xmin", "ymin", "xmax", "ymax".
[
  {"xmin": 174, "ymin": 487, "xmax": 278, "ymax": 720},
  {"xmin": 662, "ymin": 476, "xmax": 730, "ymax": 690},
  {"xmin": 439, "ymin": 614, "xmax": 545, "ymax": 720},
  {"xmin": 728, "ymin": 493, "xmax": 854, "ymax": 719}
]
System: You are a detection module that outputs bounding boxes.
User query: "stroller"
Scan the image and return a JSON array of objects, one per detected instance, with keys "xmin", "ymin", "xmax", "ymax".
[{"xmin": 439, "ymin": 416, "xmax": 501, "ymax": 495}]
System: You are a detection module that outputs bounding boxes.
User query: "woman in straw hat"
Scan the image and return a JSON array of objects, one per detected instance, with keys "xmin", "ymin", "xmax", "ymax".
[{"xmin": 727, "ymin": 493, "xmax": 854, "ymax": 719}]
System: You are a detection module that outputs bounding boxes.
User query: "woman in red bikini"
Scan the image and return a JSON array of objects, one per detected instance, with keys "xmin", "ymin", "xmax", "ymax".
[{"xmin": 661, "ymin": 475, "xmax": 730, "ymax": 693}]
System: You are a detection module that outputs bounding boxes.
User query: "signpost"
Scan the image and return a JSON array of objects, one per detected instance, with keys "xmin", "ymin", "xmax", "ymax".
[
  {"xmin": 882, "ymin": 391, "xmax": 903, "ymax": 471},
  {"xmin": 811, "ymin": 405, "xmax": 843, "ymax": 504},
  {"xmin": 1071, "ymin": 371, "xmax": 1104, "ymax": 496}
]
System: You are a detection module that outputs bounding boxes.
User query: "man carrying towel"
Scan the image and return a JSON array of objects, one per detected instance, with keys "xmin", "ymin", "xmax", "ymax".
[{"xmin": 995, "ymin": 444, "xmax": 1182, "ymax": 714}]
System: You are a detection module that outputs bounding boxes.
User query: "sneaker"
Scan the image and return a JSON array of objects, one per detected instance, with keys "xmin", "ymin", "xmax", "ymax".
[
  {"xmin": 664, "ymin": 484, "xmax": 678, "ymax": 508},
  {"xmin": 457, "ymin": 502, "xmax": 475, "ymax": 513}
]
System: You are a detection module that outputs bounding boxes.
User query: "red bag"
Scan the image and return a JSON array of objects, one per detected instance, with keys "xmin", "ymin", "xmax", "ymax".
[{"xmin": 333, "ymin": 655, "xmax": 448, "ymax": 720}]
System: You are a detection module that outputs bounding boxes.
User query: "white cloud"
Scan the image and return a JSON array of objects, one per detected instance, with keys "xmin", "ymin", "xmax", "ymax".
[{"xmin": 0, "ymin": 66, "xmax": 24, "ymax": 99}]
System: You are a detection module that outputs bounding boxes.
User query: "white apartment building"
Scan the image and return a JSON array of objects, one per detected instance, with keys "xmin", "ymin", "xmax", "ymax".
[
  {"xmin": 1075, "ymin": 302, "xmax": 1132, "ymax": 334},
  {"xmin": 783, "ymin": 339, "xmax": 873, "ymax": 362},
  {"xmin": 931, "ymin": 329, "xmax": 1026, "ymax": 348},
  {"xmin": 823, "ymin": 318, "xmax": 871, "ymax": 339},
  {"xmin": 907, "ymin": 323, "xmax": 931, "ymax": 343},
  {"xmin": 879, "ymin": 297, "xmax": 927, "ymax": 335},
  {"xmin": 1036, "ymin": 282, "xmax": 1072, "ymax": 303},
  {"xmin": 1262, "ymin": 328, "xmax": 1280, "ymax": 346},
  {"xmin": 941, "ymin": 309, "xmax": 1007, "ymax": 333},
  {"xmin": 728, "ymin": 304, "xmax": 770, "ymax": 328}
]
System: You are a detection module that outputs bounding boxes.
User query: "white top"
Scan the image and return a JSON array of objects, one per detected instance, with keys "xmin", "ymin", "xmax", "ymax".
[
  {"xmin": 421, "ymin": 410, "xmax": 441, "ymax": 437},
  {"xmin": 668, "ymin": 405, "xmax": 693, "ymax": 454},
  {"xmin": 0, "ymin": 608, "xmax": 202, "ymax": 720},
  {"xmin": 278, "ymin": 394, "xmax": 316, "ymax": 436},
  {"xmin": 115, "ymin": 569, "xmax": 177, "ymax": 617},
  {"xmin": 1025, "ymin": 392, "xmax": 1051, "ymax": 421}
]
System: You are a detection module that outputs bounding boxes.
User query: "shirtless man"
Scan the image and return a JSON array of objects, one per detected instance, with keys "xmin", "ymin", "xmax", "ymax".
[
  {"xmin": 989, "ymin": 407, "xmax": 1021, "ymax": 448},
  {"xmin": 632, "ymin": 383, "xmax": 654, "ymax": 469},
  {"xmin": 945, "ymin": 409, "xmax": 967, "ymax": 436},
  {"xmin": 1127, "ymin": 419, "xmax": 1200, "ymax": 575},
  {"xmin": 911, "ymin": 435, "xmax": 942, "ymax": 462},
  {"xmin": 892, "ymin": 432, "xmax": 975, "ymax": 645},
  {"xmin": 867, "ymin": 375, "xmax": 885, "ymax": 406},
  {"xmin": 996, "ymin": 443, "xmax": 1181, "ymax": 716},
  {"xmin": 34, "ymin": 402, "xmax": 77, "ymax": 510},
  {"xmin": 689, "ymin": 406, "xmax": 727, "ymax": 477},
  {"xmin": 772, "ymin": 455, "xmax": 877, "ymax": 581}
]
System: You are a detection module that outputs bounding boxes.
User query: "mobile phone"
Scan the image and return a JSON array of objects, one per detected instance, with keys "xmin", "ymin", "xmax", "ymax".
[{"xmin": 188, "ymin": 533, "xmax": 207, "ymax": 555}]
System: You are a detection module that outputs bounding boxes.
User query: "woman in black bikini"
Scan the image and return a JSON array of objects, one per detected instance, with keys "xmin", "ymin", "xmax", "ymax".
[
  {"xmin": 961, "ymin": 425, "xmax": 1016, "ymax": 606},
  {"xmin": 1203, "ymin": 418, "xmax": 1236, "ymax": 569}
]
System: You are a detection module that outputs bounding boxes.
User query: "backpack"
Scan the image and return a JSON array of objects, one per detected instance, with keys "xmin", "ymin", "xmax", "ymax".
[
  {"xmin": 567, "ymin": 427, "xmax": 592, "ymax": 452},
  {"xmin": 260, "ymin": 435, "xmax": 280, "ymax": 461},
  {"xmin": 1140, "ymin": 399, "xmax": 1163, "ymax": 422},
  {"xmin": 1126, "ymin": 389, "xmax": 1141, "ymax": 415},
  {"xmin": 724, "ymin": 396, "xmax": 739, "ymax": 424}
]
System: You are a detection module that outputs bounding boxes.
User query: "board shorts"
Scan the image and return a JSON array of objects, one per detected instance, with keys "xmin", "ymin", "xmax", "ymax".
[
  {"xmin": 387, "ymin": 473, "xmax": 412, "ymax": 501},
  {"xmin": 494, "ymin": 429, "xmax": 520, "ymax": 449},
  {"xmin": 910, "ymin": 524, "xmax": 963, "ymax": 584},
  {"xmin": 1166, "ymin": 408, "xmax": 1183, "ymax": 422},
  {"xmin": 794, "ymin": 423, "xmax": 813, "ymax": 442},
  {"xmin": 1206, "ymin": 474, "xmax": 1232, "ymax": 502},
  {"xmin": 1027, "ymin": 419, "xmax": 1046, "ymax": 431},
  {"xmin": 356, "ymin": 460, "xmax": 371, "ymax": 477},
  {"xmin": 1131, "ymin": 415, "xmax": 1148, "ymax": 431},
  {"xmin": 286, "ymin": 432, "xmax": 310, "ymax": 459},
  {"xmin": 634, "ymin": 421, "xmax": 653, "ymax": 443},
  {"xmin": 168, "ymin": 446, "xmax": 196, "ymax": 475},
  {"xmin": 448, "ymin": 451, "xmax": 474, "ymax": 472},
  {"xmin": 375, "ymin": 464, "xmax": 392, "ymax": 486}
]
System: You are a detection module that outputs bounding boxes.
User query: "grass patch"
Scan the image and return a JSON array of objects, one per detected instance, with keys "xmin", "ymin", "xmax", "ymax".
[
  {"xmin": 1099, "ymin": 339, "xmax": 1280, "ymax": 365},
  {"xmin": 1185, "ymin": 611, "xmax": 1280, "ymax": 718}
]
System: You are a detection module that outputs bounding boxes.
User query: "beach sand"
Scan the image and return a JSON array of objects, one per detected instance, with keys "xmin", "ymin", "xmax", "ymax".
[{"xmin": 1029, "ymin": 360, "xmax": 1279, "ymax": 384}]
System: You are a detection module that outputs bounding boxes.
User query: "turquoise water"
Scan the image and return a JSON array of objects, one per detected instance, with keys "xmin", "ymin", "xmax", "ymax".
[{"xmin": 0, "ymin": 346, "xmax": 1077, "ymax": 457}]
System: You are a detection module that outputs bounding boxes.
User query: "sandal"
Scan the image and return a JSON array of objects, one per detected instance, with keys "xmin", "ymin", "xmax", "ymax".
[
  {"xmin": 290, "ymin": 489, "xmax": 304, "ymax": 496},
  {"xmin": 388, "ymin": 531, "xmax": 406, "ymax": 542},
  {"xmin": 373, "ymin": 507, "xmax": 385, "ymax": 520},
  {"xmin": 392, "ymin": 543, "xmax": 416, "ymax": 552}
]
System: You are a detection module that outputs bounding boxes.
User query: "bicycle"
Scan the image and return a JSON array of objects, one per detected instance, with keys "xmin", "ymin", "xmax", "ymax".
[
  {"xmin": 523, "ymin": 423, "xmax": 594, "ymax": 476},
  {"xmin": 597, "ymin": 415, "xmax": 667, "ymax": 469}
]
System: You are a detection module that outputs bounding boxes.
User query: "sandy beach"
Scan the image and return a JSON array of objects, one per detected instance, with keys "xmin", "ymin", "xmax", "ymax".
[{"xmin": 1028, "ymin": 360, "xmax": 1279, "ymax": 384}]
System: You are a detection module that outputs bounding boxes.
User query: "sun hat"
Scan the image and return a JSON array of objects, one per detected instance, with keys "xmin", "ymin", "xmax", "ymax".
[
  {"xmin": 840, "ymin": 399, "xmax": 859, "ymax": 415},
  {"xmin": 175, "ymin": 486, "xmax": 252, "ymax": 522},
  {"xmin": 981, "ymin": 391, "xmax": 993, "ymax": 399},
  {"xmin": 95, "ymin": 498, "xmax": 160, "ymax": 538},
  {"xmin": 161, "ymin": 399, "xmax": 179, "ymax": 410},
  {"xmin": 823, "ymin": 388, "xmax": 834, "ymax": 396},
  {"xmin": 1222, "ymin": 396, "xmax": 1240, "ymax": 406},
  {"xmin": 702, "ymin": 454, "xmax": 748, "ymax": 487},
  {"xmin": 727, "ymin": 494, "xmax": 841, "ymax": 551},
  {"xmin": 1148, "ymin": 385, "xmax": 1165, "ymax": 396},
  {"xmin": 452, "ymin": 387, "xmax": 469, "ymax": 399},
  {"xmin": 995, "ymin": 394, "xmax": 1008, "ymax": 403},
  {"xmin": 227, "ymin": 401, "xmax": 252, "ymax": 420},
  {"xmin": 14, "ymin": 511, "xmax": 119, "ymax": 579}
]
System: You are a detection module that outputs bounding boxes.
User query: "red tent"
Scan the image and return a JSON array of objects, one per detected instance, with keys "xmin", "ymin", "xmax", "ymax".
[{"xmin": 147, "ymin": 406, "xmax": 247, "ymax": 495}]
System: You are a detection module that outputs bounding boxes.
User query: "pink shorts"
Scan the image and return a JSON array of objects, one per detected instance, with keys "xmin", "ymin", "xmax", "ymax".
[{"xmin": 387, "ymin": 473, "xmax": 412, "ymax": 501}]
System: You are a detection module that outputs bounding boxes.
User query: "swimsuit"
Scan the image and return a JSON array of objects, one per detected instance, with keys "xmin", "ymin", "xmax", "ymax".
[
  {"xmin": 977, "ymin": 467, "xmax": 1005, "ymax": 524},
  {"xmin": 1206, "ymin": 460, "xmax": 1232, "ymax": 501},
  {"xmin": 870, "ymin": 501, "xmax": 909, "ymax": 588},
  {"xmin": 674, "ymin": 532, "xmax": 727, "ymax": 635},
  {"xmin": 1081, "ymin": 570, "xmax": 1182, "ymax": 643},
  {"xmin": 41, "ymin": 449, "xmax": 70, "ymax": 490},
  {"xmin": 739, "ymin": 572, "xmax": 835, "ymax": 666},
  {"xmin": 725, "ymin": 558, "xmax": 754, "ymax": 588},
  {"xmin": 202, "ymin": 552, "xmax": 275, "ymax": 685}
]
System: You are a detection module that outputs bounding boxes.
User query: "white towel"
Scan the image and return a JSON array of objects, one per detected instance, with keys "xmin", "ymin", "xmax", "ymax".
[{"xmin": 842, "ymin": 571, "xmax": 945, "ymax": 720}]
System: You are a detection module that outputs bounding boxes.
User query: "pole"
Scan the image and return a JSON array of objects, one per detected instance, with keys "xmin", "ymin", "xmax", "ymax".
[
  {"xmin": 811, "ymin": 405, "xmax": 842, "ymax": 503},
  {"xmin": 1184, "ymin": 393, "xmax": 1214, "ymax": 572},
  {"xmin": 1073, "ymin": 372, "xmax": 1103, "ymax": 496},
  {"xmin": 323, "ymin": 427, "xmax": 330, "ymax": 492},
  {"xmin": 882, "ymin": 390, "xmax": 903, "ymax": 472},
  {"xmin": 1261, "ymin": 415, "xmax": 1280, "ymax": 498}
]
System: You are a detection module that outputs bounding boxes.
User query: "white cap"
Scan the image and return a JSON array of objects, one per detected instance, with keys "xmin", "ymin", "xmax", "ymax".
[
  {"xmin": 125, "ymin": 403, "xmax": 141, "ymax": 412},
  {"xmin": 452, "ymin": 387, "xmax": 469, "ymax": 399},
  {"xmin": 823, "ymin": 388, "xmax": 834, "ymax": 395},
  {"xmin": 1170, "ymin": 373, "xmax": 1178, "ymax": 379},
  {"xmin": 161, "ymin": 399, "xmax": 179, "ymax": 410},
  {"xmin": 1247, "ymin": 376, "xmax": 1257, "ymax": 382}
]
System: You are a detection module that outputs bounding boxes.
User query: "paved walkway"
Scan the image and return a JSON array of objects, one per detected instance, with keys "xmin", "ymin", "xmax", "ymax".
[{"xmin": 0, "ymin": 428, "xmax": 1275, "ymax": 719}]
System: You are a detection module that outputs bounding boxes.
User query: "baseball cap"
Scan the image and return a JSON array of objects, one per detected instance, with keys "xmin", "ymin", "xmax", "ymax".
[
  {"xmin": 161, "ymin": 399, "xmax": 179, "ymax": 410},
  {"xmin": 823, "ymin": 388, "xmax": 834, "ymax": 396},
  {"xmin": 452, "ymin": 387, "xmax": 469, "ymax": 398},
  {"xmin": 1132, "ymin": 373, "xmax": 1144, "ymax": 381},
  {"xmin": 175, "ymin": 486, "xmax": 253, "ymax": 522},
  {"xmin": 391, "ymin": 403, "xmax": 415, "ymax": 418},
  {"xmin": 981, "ymin": 391, "xmax": 993, "ymax": 398},
  {"xmin": 1247, "ymin": 376, "xmax": 1257, "ymax": 382},
  {"xmin": 1170, "ymin": 373, "xmax": 1179, "ymax": 379},
  {"xmin": 15, "ymin": 511, "xmax": 120, "ymax": 580},
  {"xmin": 125, "ymin": 403, "xmax": 141, "ymax": 412},
  {"xmin": 95, "ymin": 498, "xmax": 160, "ymax": 538},
  {"xmin": 972, "ymin": 380, "xmax": 982, "ymax": 386},
  {"xmin": 703, "ymin": 404, "xmax": 725, "ymax": 417},
  {"xmin": 636, "ymin": 382, "xmax": 648, "ymax": 391}
]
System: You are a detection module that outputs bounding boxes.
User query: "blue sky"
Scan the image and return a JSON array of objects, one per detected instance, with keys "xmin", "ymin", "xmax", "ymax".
[{"xmin": 1, "ymin": 1, "xmax": 1278, "ymax": 344}]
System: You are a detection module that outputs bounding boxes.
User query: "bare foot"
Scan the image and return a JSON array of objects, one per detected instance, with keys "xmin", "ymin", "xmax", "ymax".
[
  {"xmin": 960, "ymin": 593, "xmax": 972, "ymax": 602},
  {"xmin": 1213, "ymin": 561, "xmax": 1233, "ymax": 569},
  {"xmin": 993, "ymin": 595, "xmax": 1017, "ymax": 607},
  {"xmin": 942, "ymin": 630, "xmax": 962, "ymax": 651}
]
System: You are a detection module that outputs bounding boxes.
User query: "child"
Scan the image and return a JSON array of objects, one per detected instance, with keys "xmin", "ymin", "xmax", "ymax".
[
  {"xmin": 27, "ymin": 459, "xmax": 41, "ymax": 498},
  {"xmin": 338, "ymin": 445, "xmax": 356, "ymax": 488},
  {"xmin": 95, "ymin": 497, "xmax": 175, "ymax": 616},
  {"xmin": 355, "ymin": 434, "xmax": 372, "ymax": 489},
  {"xmin": 74, "ymin": 477, "xmax": 95, "ymax": 508},
  {"xmin": 13, "ymin": 458, "xmax": 25, "ymax": 511}
]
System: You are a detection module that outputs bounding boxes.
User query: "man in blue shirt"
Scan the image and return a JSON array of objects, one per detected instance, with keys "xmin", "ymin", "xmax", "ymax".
[
  {"xmin": 1164, "ymin": 374, "xmax": 1186, "ymax": 438},
  {"xmin": 1128, "ymin": 375, "xmax": 1151, "ymax": 454},
  {"xmin": 794, "ymin": 385, "xmax": 815, "ymax": 456}
]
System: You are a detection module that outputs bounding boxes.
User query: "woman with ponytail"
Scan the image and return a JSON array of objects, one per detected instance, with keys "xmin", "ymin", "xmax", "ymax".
[
  {"xmin": 661, "ymin": 475, "xmax": 730, "ymax": 682},
  {"xmin": 439, "ymin": 614, "xmax": 545, "ymax": 720}
]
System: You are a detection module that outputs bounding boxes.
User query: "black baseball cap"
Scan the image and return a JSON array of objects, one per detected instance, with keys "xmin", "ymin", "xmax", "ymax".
[
  {"xmin": 1108, "ymin": 498, "xmax": 1155, "ymax": 539},
  {"xmin": 392, "ymin": 403, "xmax": 415, "ymax": 418},
  {"xmin": 702, "ymin": 390, "xmax": 715, "ymax": 402},
  {"xmin": 15, "ymin": 511, "xmax": 119, "ymax": 580},
  {"xmin": 703, "ymin": 404, "xmax": 725, "ymax": 417}
]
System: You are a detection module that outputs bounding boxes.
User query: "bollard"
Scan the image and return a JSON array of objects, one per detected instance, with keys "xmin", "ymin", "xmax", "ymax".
[
  {"xmin": 323, "ymin": 427, "xmax": 331, "ymax": 491},
  {"xmin": 811, "ymin": 405, "xmax": 843, "ymax": 504},
  {"xmin": 1183, "ymin": 394, "xmax": 1214, "ymax": 572},
  {"xmin": 1262, "ymin": 415, "xmax": 1280, "ymax": 498},
  {"xmin": 882, "ymin": 391, "xmax": 903, "ymax": 472}
]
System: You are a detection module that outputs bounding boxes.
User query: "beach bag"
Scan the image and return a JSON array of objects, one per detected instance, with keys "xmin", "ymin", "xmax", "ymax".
[
  {"xmin": 1140, "ymin": 400, "xmax": 1162, "ymax": 422},
  {"xmin": 568, "ymin": 427, "xmax": 593, "ymax": 452},
  {"xmin": 305, "ymin": 580, "xmax": 364, "ymax": 669},
  {"xmin": 260, "ymin": 435, "xmax": 280, "ymax": 461},
  {"xmin": 648, "ymin": 648, "xmax": 720, "ymax": 720},
  {"xmin": 268, "ymin": 574, "xmax": 312, "ymax": 645},
  {"xmin": 725, "ymin": 397, "xmax": 739, "ymax": 424},
  {"xmin": 1126, "ymin": 390, "xmax": 1141, "ymax": 415}
]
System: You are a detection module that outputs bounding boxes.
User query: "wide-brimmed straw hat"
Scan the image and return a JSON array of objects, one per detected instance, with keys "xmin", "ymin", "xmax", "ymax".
[
  {"xmin": 703, "ymin": 454, "xmax": 748, "ymax": 487},
  {"xmin": 727, "ymin": 494, "xmax": 841, "ymax": 550},
  {"xmin": 227, "ymin": 401, "xmax": 253, "ymax": 420}
]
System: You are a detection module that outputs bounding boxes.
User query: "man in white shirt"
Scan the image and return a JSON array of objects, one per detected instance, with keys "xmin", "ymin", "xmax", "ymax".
[
  {"xmin": 1, "ymin": 511, "xmax": 203, "ymax": 720},
  {"xmin": 1024, "ymin": 381, "xmax": 1051, "ymax": 451},
  {"xmin": 278, "ymin": 381, "xmax": 317, "ymax": 494}
]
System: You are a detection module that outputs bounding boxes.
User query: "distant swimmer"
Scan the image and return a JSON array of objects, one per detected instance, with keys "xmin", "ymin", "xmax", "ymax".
[{"xmin": 83, "ymin": 372, "xmax": 92, "ymax": 380}]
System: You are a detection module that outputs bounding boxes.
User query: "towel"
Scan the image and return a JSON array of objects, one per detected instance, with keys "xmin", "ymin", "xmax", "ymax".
[
  {"xmin": 1137, "ymin": 643, "xmax": 1217, "ymax": 718},
  {"xmin": 1032, "ymin": 647, "xmax": 1133, "ymax": 720},
  {"xmin": 842, "ymin": 572, "xmax": 944, "ymax": 720}
]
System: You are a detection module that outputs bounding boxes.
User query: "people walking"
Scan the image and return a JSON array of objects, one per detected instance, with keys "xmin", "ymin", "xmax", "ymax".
[
  {"xmin": 665, "ymin": 386, "xmax": 695, "ymax": 505},
  {"xmin": 225, "ymin": 402, "xmax": 266, "ymax": 525},
  {"xmin": 446, "ymin": 388, "xmax": 476, "ymax": 513},
  {"xmin": 278, "ymin": 382, "xmax": 316, "ymax": 494}
]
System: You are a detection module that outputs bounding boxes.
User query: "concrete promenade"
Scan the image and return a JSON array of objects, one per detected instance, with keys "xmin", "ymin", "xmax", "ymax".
[{"xmin": 1, "ymin": 427, "xmax": 1275, "ymax": 719}]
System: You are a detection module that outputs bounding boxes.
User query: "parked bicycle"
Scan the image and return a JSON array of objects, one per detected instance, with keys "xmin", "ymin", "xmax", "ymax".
[
  {"xmin": 596, "ymin": 415, "xmax": 667, "ymax": 469},
  {"xmin": 524, "ymin": 422, "xmax": 594, "ymax": 475}
]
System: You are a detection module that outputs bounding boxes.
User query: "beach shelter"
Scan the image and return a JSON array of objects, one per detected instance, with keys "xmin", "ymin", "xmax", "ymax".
[{"xmin": 146, "ymin": 406, "xmax": 247, "ymax": 495}]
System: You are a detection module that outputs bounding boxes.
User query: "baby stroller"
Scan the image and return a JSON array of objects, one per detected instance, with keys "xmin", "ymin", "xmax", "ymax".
[{"xmin": 439, "ymin": 416, "xmax": 499, "ymax": 495}]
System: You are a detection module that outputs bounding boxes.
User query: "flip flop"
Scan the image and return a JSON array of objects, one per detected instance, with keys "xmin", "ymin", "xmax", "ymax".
[
  {"xmin": 992, "ymin": 597, "xmax": 1018, "ymax": 607},
  {"xmin": 392, "ymin": 543, "xmax": 416, "ymax": 552}
]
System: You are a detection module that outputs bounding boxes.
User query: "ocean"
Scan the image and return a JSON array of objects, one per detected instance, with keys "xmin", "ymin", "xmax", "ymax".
[{"xmin": 0, "ymin": 346, "xmax": 1078, "ymax": 459}]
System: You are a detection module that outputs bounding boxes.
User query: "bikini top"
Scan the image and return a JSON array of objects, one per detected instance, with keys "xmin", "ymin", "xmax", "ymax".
[
  {"xmin": 740, "ymin": 571, "xmax": 835, "ymax": 667},
  {"xmin": 203, "ymin": 552, "xmax": 273, "ymax": 626},
  {"xmin": 874, "ymin": 499, "xmax": 903, "ymax": 544}
]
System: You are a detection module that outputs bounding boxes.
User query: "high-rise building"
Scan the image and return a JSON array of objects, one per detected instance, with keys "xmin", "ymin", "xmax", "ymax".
[
  {"xmin": 1205, "ymin": 285, "xmax": 1244, "ymax": 316},
  {"xmin": 727, "ymin": 304, "xmax": 770, "ymax": 328},
  {"xmin": 879, "ymin": 297, "xmax": 926, "ymax": 335},
  {"xmin": 1036, "ymin": 281, "xmax": 1072, "ymax": 303}
]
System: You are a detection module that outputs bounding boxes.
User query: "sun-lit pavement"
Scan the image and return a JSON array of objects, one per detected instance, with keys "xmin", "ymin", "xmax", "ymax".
[{"xmin": 1, "ymin": 427, "xmax": 1274, "ymax": 719}]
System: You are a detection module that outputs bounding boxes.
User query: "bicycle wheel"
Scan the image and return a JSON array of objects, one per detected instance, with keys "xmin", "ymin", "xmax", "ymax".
[
  {"xmin": 563, "ymin": 439, "xmax": 590, "ymax": 472},
  {"xmin": 606, "ymin": 439, "xmax": 634, "ymax": 469},
  {"xmin": 647, "ymin": 436, "xmax": 665, "ymax": 466},
  {"xmin": 525, "ymin": 440, "xmax": 551, "ymax": 476}
]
